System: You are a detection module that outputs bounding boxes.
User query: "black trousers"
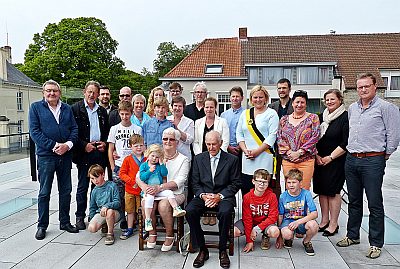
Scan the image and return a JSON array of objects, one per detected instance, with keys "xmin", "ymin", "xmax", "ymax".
[{"xmin": 185, "ymin": 197, "xmax": 234, "ymax": 251}]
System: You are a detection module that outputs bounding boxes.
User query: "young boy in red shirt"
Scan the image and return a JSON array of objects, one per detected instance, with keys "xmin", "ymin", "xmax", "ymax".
[{"xmin": 234, "ymin": 169, "xmax": 280, "ymax": 252}]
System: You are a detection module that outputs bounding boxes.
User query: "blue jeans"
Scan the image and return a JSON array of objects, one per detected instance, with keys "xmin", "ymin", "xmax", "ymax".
[
  {"xmin": 37, "ymin": 154, "xmax": 73, "ymax": 229},
  {"xmin": 345, "ymin": 153, "xmax": 386, "ymax": 248}
]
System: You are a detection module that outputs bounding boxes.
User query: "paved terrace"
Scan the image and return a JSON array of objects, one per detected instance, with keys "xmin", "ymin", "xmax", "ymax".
[{"xmin": 1, "ymin": 151, "xmax": 400, "ymax": 269}]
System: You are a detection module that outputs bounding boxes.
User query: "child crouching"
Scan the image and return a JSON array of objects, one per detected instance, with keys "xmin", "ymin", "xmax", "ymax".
[
  {"xmin": 234, "ymin": 169, "xmax": 280, "ymax": 252},
  {"xmin": 87, "ymin": 164, "xmax": 122, "ymax": 245},
  {"xmin": 276, "ymin": 168, "xmax": 318, "ymax": 255}
]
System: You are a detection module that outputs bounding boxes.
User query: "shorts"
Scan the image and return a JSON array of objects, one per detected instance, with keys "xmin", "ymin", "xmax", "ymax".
[
  {"xmin": 125, "ymin": 192, "xmax": 141, "ymax": 213},
  {"xmin": 280, "ymin": 219, "xmax": 307, "ymax": 235},
  {"xmin": 234, "ymin": 219, "xmax": 277, "ymax": 236},
  {"xmin": 90, "ymin": 210, "xmax": 121, "ymax": 226}
]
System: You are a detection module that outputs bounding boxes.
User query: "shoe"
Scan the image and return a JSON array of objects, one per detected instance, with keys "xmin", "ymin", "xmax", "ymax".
[
  {"xmin": 120, "ymin": 220, "xmax": 128, "ymax": 232},
  {"xmin": 318, "ymin": 222, "xmax": 330, "ymax": 232},
  {"xmin": 208, "ymin": 216, "xmax": 217, "ymax": 226},
  {"xmin": 303, "ymin": 241, "xmax": 315, "ymax": 256},
  {"xmin": 161, "ymin": 236, "xmax": 175, "ymax": 252},
  {"xmin": 336, "ymin": 236, "xmax": 360, "ymax": 247},
  {"xmin": 219, "ymin": 250, "xmax": 230, "ymax": 269},
  {"xmin": 75, "ymin": 217, "xmax": 86, "ymax": 230},
  {"xmin": 35, "ymin": 228, "xmax": 46, "ymax": 240},
  {"xmin": 202, "ymin": 216, "xmax": 210, "ymax": 225},
  {"xmin": 146, "ymin": 234, "xmax": 157, "ymax": 249},
  {"xmin": 322, "ymin": 226, "xmax": 339, "ymax": 237},
  {"xmin": 284, "ymin": 239, "xmax": 293, "ymax": 249},
  {"xmin": 366, "ymin": 246, "xmax": 381, "ymax": 259},
  {"xmin": 120, "ymin": 228, "xmax": 134, "ymax": 240},
  {"xmin": 101, "ymin": 223, "xmax": 108, "ymax": 237},
  {"xmin": 173, "ymin": 206, "xmax": 186, "ymax": 217},
  {"xmin": 60, "ymin": 223, "xmax": 79, "ymax": 233},
  {"xmin": 145, "ymin": 218, "xmax": 153, "ymax": 232},
  {"xmin": 295, "ymin": 233, "xmax": 304, "ymax": 238},
  {"xmin": 193, "ymin": 248, "xmax": 209, "ymax": 268},
  {"xmin": 261, "ymin": 235, "xmax": 270, "ymax": 250},
  {"xmin": 104, "ymin": 233, "xmax": 115, "ymax": 245}
]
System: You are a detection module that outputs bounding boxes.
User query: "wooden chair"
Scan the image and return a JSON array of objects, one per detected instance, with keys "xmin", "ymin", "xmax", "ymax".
[
  {"xmin": 189, "ymin": 210, "xmax": 235, "ymax": 256},
  {"xmin": 138, "ymin": 207, "xmax": 184, "ymax": 252}
]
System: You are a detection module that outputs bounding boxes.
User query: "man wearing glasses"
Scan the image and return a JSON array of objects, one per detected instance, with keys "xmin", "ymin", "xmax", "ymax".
[
  {"xmin": 169, "ymin": 82, "xmax": 183, "ymax": 98},
  {"xmin": 336, "ymin": 73, "xmax": 400, "ymax": 259},
  {"xmin": 30, "ymin": 80, "xmax": 79, "ymax": 240},
  {"xmin": 109, "ymin": 86, "xmax": 133, "ymax": 127},
  {"xmin": 184, "ymin": 82, "xmax": 207, "ymax": 122}
]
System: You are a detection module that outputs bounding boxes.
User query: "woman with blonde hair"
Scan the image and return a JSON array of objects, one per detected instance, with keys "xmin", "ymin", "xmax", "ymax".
[
  {"xmin": 236, "ymin": 85, "xmax": 279, "ymax": 196},
  {"xmin": 146, "ymin": 87, "xmax": 166, "ymax": 117}
]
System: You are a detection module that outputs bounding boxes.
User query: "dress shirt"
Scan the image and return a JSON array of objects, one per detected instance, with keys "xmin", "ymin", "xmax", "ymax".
[
  {"xmin": 47, "ymin": 100, "xmax": 73, "ymax": 150},
  {"xmin": 347, "ymin": 96, "xmax": 400, "ymax": 155},
  {"xmin": 84, "ymin": 99, "xmax": 101, "ymax": 142},
  {"xmin": 220, "ymin": 106, "xmax": 245, "ymax": 146}
]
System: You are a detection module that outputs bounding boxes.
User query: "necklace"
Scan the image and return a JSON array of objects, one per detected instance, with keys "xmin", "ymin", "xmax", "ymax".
[
  {"xmin": 165, "ymin": 151, "xmax": 179, "ymax": 161},
  {"xmin": 292, "ymin": 113, "xmax": 306, "ymax": 119}
]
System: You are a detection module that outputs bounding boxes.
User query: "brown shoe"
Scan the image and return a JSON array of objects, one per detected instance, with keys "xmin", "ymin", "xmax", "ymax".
[
  {"xmin": 219, "ymin": 250, "xmax": 230, "ymax": 268},
  {"xmin": 202, "ymin": 216, "xmax": 210, "ymax": 225},
  {"xmin": 208, "ymin": 216, "xmax": 217, "ymax": 226},
  {"xmin": 193, "ymin": 248, "xmax": 209, "ymax": 268}
]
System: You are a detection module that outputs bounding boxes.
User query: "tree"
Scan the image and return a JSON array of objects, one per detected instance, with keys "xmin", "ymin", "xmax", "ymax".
[
  {"xmin": 153, "ymin": 42, "xmax": 198, "ymax": 77},
  {"xmin": 19, "ymin": 17, "xmax": 125, "ymax": 89}
]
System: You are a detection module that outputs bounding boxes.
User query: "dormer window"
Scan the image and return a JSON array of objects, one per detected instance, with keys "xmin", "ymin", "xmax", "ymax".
[{"xmin": 205, "ymin": 64, "xmax": 223, "ymax": 74}]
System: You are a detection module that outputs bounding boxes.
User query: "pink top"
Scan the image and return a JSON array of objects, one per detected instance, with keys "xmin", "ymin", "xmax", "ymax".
[{"xmin": 277, "ymin": 113, "xmax": 320, "ymax": 163}]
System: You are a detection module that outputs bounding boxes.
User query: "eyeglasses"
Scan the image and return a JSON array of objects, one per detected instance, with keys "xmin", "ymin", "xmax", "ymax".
[
  {"xmin": 357, "ymin": 84, "xmax": 374, "ymax": 91},
  {"xmin": 194, "ymin": 91, "xmax": 207, "ymax": 94},
  {"xmin": 162, "ymin": 137, "xmax": 176, "ymax": 142},
  {"xmin": 119, "ymin": 94, "xmax": 131, "ymax": 98},
  {"xmin": 254, "ymin": 179, "xmax": 269, "ymax": 185},
  {"xmin": 170, "ymin": 90, "xmax": 181, "ymax": 93}
]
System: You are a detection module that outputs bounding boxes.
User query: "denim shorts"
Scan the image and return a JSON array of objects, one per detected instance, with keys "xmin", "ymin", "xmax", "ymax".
[{"xmin": 280, "ymin": 219, "xmax": 306, "ymax": 234}]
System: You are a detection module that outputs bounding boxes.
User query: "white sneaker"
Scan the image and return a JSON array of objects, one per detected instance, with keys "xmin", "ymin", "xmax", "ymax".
[
  {"xmin": 173, "ymin": 206, "xmax": 186, "ymax": 217},
  {"xmin": 145, "ymin": 218, "xmax": 153, "ymax": 232}
]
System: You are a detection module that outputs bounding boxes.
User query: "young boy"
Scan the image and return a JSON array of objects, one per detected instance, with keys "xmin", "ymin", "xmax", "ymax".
[
  {"xmin": 277, "ymin": 168, "xmax": 318, "ymax": 255},
  {"xmin": 87, "ymin": 164, "xmax": 122, "ymax": 245},
  {"xmin": 107, "ymin": 101, "xmax": 142, "ymax": 230},
  {"xmin": 234, "ymin": 169, "xmax": 280, "ymax": 253},
  {"xmin": 142, "ymin": 96, "xmax": 173, "ymax": 146},
  {"xmin": 119, "ymin": 134, "xmax": 145, "ymax": 239}
]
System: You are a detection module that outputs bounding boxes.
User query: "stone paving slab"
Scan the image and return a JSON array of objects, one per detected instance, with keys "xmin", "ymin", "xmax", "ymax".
[{"xmin": 12, "ymin": 242, "xmax": 91, "ymax": 269}]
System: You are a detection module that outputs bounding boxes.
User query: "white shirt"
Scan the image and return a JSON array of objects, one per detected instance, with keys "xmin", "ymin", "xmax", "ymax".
[{"xmin": 167, "ymin": 115, "xmax": 194, "ymax": 161}]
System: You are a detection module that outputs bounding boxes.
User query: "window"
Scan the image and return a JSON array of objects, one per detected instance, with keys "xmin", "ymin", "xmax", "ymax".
[
  {"xmin": 380, "ymin": 70, "xmax": 400, "ymax": 91},
  {"xmin": 217, "ymin": 93, "xmax": 231, "ymax": 115},
  {"xmin": 297, "ymin": 67, "xmax": 318, "ymax": 84},
  {"xmin": 248, "ymin": 68, "xmax": 259, "ymax": 84},
  {"xmin": 262, "ymin": 67, "xmax": 283, "ymax": 85},
  {"xmin": 205, "ymin": 64, "xmax": 223, "ymax": 74},
  {"xmin": 17, "ymin": 92, "xmax": 23, "ymax": 111}
]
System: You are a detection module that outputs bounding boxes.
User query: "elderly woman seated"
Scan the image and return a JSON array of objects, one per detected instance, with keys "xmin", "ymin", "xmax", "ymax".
[{"xmin": 136, "ymin": 127, "xmax": 190, "ymax": 251}]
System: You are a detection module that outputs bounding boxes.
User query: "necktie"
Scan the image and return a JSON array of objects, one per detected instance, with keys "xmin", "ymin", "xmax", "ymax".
[{"xmin": 211, "ymin": 156, "xmax": 218, "ymax": 180}]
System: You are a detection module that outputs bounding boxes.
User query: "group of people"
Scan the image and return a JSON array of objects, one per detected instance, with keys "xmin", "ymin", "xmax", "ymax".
[{"xmin": 29, "ymin": 72, "xmax": 400, "ymax": 269}]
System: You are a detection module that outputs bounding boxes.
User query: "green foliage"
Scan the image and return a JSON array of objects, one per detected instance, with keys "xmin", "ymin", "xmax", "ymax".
[
  {"xmin": 19, "ymin": 17, "xmax": 125, "ymax": 89},
  {"xmin": 153, "ymin": 42, "xmax": 198, "ymax": 77}
]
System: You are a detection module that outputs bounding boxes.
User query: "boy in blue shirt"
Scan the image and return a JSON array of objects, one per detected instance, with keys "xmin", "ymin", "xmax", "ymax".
[
  {"xmin": 276, "ymin": 168, "xmax": 318, "ymax": 255},
  {"xmin": 87, "ymin": 164, "xmax": 122, "ymax": 245}
]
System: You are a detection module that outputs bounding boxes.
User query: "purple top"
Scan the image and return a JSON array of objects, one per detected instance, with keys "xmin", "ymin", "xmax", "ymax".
[{"xmin": 277, "ymin": 113, "xmax": 320, "ymax": 163}]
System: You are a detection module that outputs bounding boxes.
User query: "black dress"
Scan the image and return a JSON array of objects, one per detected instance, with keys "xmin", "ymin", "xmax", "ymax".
[{"xmin": 313, "ymin": 111, "xmax": 349, "ymax": 196}]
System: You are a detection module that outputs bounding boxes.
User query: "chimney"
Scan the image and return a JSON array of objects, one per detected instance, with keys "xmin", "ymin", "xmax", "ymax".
[
  {"xmin": 2, "ymin": 46, "xmax": 12, "ymax": 63},
  {"xmin": 239, "ymin": 27, "xmax": 248, "ymax": 41},
  {"xmin": 0, "ymin": 46, "xmax": 11, "ymax": 81}
]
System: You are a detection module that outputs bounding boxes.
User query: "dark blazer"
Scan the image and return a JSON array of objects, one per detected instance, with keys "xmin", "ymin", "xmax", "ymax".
[
  {"xmin": 71, "ymin": 100, "xmax": 110, "ymax": 165},
  {"xmin": 269, "ymin": 98, "xmax": 294, "ymax": 117},
  {"xmin": 192, "ymin": 150, "xmax": 241, "ymax": 206},
  {"xmin": 109, "ymin": 108, "xmax": 121, "ymax": 127}
]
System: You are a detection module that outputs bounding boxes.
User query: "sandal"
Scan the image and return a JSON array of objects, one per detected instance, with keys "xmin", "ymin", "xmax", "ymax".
[
  {"xmin": 161, "ymin": 236, "xmax": 175, "ymax": 252},
  {"xmin": 147, "ymin": 234, "xmax": 157, "ymax": 249}
]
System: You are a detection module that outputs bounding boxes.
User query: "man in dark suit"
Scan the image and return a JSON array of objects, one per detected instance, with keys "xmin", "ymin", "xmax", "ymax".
[
  {"xmin": 268, "ymin": 78, "xmax": 294, "ymax": 198},
  {"xmin": 71, "ymin": 81, "xmax": 110, "ymax": 230},
  {"xmin": 186, "ymin": 130, "xmax": 241, "ymax": 269}
]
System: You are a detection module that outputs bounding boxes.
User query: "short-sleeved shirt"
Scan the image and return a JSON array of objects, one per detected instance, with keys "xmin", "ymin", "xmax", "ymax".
[{"xmin": 278, "ymin": 189, "xmax": 316, "ymax": 220}]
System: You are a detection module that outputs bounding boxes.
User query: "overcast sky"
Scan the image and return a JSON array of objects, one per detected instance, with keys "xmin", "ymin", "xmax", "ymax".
[{"xmin": 2, "ymin": 0, "xmax": 400, "ymax": 73}]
